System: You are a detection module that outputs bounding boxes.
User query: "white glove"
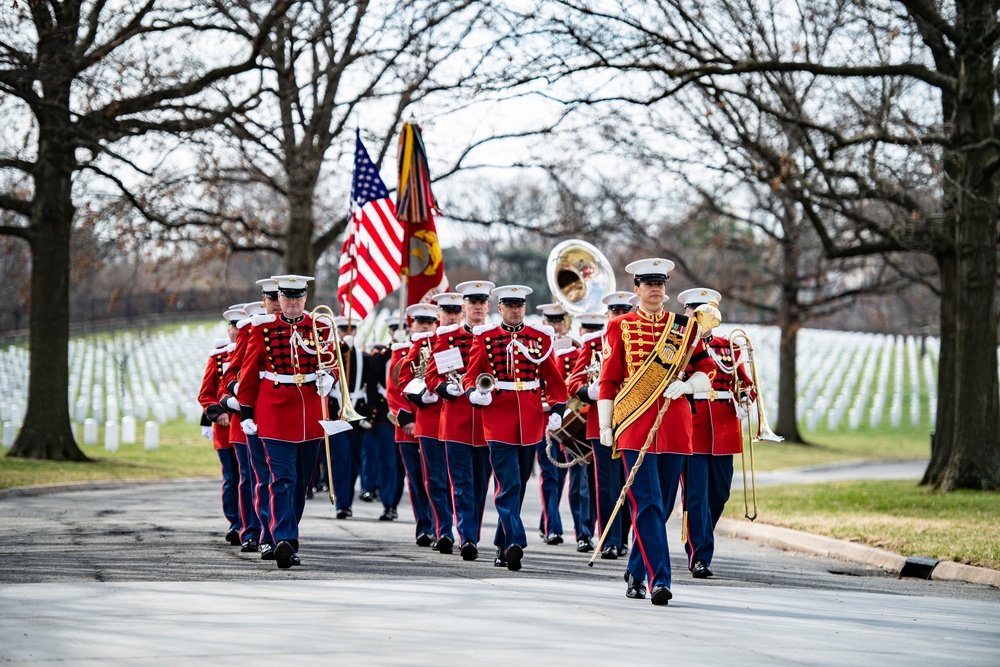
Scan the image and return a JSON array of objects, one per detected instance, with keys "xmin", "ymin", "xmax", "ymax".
[
  {"xmin": 223, "ymin": 396, "xmax": 240, "ymax": 411},
  {"xmin": 735, "ymin": 404, "xmax": 748, "ymax": 421},
  {"xmin": 241, "ymin": 419, "xmax": 258, "ymax": 435},
  {"xmin": 316, "ymin": 371, "xmax": 334, "ymax": 397},
  {"xmin": 587, "ymin": 382, "xmax": 599, "ymax": 401},
  {"xmin": 469, "ymin": 390, "xmax": 492, "ymax": 407},
  {"xmin": 547, "ymin": 413, "xmax": 563, "ymax": 431},
  {"xmin": 446, "ymin": 383, "xmax": 463, "ymax": 397},
  {"xmin": 420, "ymin": 390, "xmax": 439, "ymax": 405},
  {"xmin": 663, "ymin": 380, "xmax": 693, "ymax": 400},
  {"xmin": 597, "ymin": 399, "xmax": 614, "ymax": 447},
  {"xmin": 201, "ymin": 425, "xmax": 213, "ymax": 440}
]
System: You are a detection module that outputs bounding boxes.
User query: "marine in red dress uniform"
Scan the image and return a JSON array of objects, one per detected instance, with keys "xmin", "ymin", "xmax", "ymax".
[
  {"xmin": 397, "ymin": 302, "xmax": 454, "ymax": 553},
  {"xmin": 198, "ymin": 312, "xmax": 241, "ymax": 546},
  {"xmin": 462, "ymin": 284, "xmax": 568, "ymax": 571},
  {"xmin": 423, "ymin": 282, "xmax": 495, "ymax": 560},
  {"xmin": 386, "ymin": 320, "xmax": 435, "ymax": 546},
  {"xmin": 236, "ymin": 274, "xmax": 330, "ymax": 569},
  {"xmin": 677, "ymin": 288, "xmax": 756, "ymax": 579},
  {"xmin": 597, "ymin": 259, "xmax": 713, "ymax": 605}
]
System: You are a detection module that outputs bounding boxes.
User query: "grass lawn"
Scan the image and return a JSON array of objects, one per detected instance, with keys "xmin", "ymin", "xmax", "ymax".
[
  {"xmin": 727, "ymin": 479, "xmax": 1000, "ymax": 571},
  {"xmin": 0, "ymin": 421, "xmax": 219, "ymax": 490}
]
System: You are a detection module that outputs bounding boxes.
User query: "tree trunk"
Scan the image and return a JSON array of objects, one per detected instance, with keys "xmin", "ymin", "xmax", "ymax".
[
  {"xmin": 922, "ymin": 9, "xmax": 1000, "ymax": 490},
  {"xmin": 921, "ymin": 252, "xmax": 955, "ymax": 486},
  {"xmin": 9, "ymin": 150, "xmax": 85, "ymax": 461},
  {"xmin": 284, "ymin": 185, "xmax": 316, "ymax": 277},
  {"xmin": 775, "ymin": 233, "xmax": 805, "ymax": 443}
]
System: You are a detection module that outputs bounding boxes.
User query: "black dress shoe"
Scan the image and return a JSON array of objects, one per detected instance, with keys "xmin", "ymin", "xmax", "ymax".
[
  {"xmin": 543, "ymin": 532, "xmax": 563, "ymax": 545},
  {"xmin": 416, "ymin": 532, "xmax": 433, "ymax": 547},
  {"xmin": 378, "ymin": 507, "xmax": 395, "ymax": 521},
  {"xmin": 289, "ymin": 554, "xmax": 301, "ymax": 567},
  {"xmin": 336, "ymin": 508, "xmax": 352, "ymax": 519},
  {"xmin": 391, "ymin": 507, "xmax": 398, "ymax": 519},
  {"xmin": 240, "ymin": 538, "xmax": 259, "ymax": 553},
  {"xmin": 493, "ymin": 547, "xmax": 507, "ymax": 567},
  {"xmin": 274, "ymin": 541, "xmax": 295, "ymax": 569},
  {"xmin": 359, "ymin": 490, "xmax": 374, "ymax": 502},
  {"xmin": 616, "ymin": 545, "xmax": 629, "ymax": 557},
  {"xmin": 260, "ymin": 543, "xmax": 275, "ymax": 560},
  {"xmin": 437, "ymin": 535, "xmax": 454, "ymax": 554},
  {"xmin": 460, "ymin": 540, "xmax": 478, "ymax": 561},
  {"xmin": 225, "ymin": 529, "xmax": 241, "ymax": 546},
  {"xmin": 576, "ymin": 537, "xmax": 595, "ymax": 553},
  {"xmin": 692, "ymin": 561, "xmax": 713, "ymax": 578},
  {"xmin": 600, "ymin": 544, "xmax": 619, "ymax": 560},
  {"xmin": 650, "ymin": 585, "xmax": 673, "ymax": 605},
  {"xmin": 506, "ymin": 544, "xmax": 523, "ymax": 571},
  {"xmin": 625, "ymin": 574, "xmax": 647, "ymax": 600}
]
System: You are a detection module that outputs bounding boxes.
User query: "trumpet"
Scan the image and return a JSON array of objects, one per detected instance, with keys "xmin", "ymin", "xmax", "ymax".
[
  {"xmin": 475, "ymin": 373, "xmax": 496, "ymax": 393},
  {"xmin": 447, "ymin": 370, "xmax": 465, "ymax": 388},
  {"xmin": 312, "ymin": 305, "xmax": 364, "ymax": 505},
  {"xmin": 729, "ymin": 328, "xmax": 783, "ymax": 521},
  {"xmin": 411, "ymin": 345, "xmax": 430, "ymax": 380}
]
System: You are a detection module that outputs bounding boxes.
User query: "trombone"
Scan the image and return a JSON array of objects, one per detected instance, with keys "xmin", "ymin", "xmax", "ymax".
[
  {"xmin": 312, "ymin": 305, "xmax": 364, "ymax": 505},
  {"xmin": 729, "ymin": 328, "xmax": 783, "ymax": 521}
]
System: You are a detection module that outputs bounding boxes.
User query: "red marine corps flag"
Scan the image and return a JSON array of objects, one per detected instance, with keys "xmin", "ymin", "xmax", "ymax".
[
  {"xmin": 396, "ymin": 122, "xmax": 448, "ymax": 310},
  {"xmin": 337, "ymin": 131, "xmax": 405, "ymax": 320}
]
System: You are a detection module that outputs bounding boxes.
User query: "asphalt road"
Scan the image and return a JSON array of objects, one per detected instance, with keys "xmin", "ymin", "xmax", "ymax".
[{"xmin": 0, "ymin": 469, "xmax": 997, "ymax": 665}]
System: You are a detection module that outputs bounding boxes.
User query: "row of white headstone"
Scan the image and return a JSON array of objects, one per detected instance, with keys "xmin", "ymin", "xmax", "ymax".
[{"xmin": 0, "ymin": 316, "xmax": 944, "ymax": 448}]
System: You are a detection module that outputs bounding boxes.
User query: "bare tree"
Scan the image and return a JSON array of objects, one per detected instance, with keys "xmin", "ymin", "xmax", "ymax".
[
  {"xmin": 0, "ymin": 0, "xmax": 289, "ymax": 460},
  {"xmin": 519, "ymin": 0, "xmax": 999, "ymax": 491}
]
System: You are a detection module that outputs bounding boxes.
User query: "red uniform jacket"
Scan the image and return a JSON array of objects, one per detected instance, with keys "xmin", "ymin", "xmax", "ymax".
[
  {"xmin": 424, "ymin": 323, "xmax": 487, "ymax": 447},
  {"xmin": 598, "ymin": 308, "xmax": 713, "ymax": 454},
  {"xmin": 198, "ymin": 342, "xmax": 234, "ymax": 450},
  {"xmin": 236, "ymin": 313, "xmax": 330, "ymax": 443},
  {"xmin": 397, "ymin": 332, "xmax": 442, "ymax": 440},
  {"xmin": 689, "ymin": 333, "xmax": 755, "ymax": 455},
  {"xmin": 386, "ymin": 342, "xmax": 417, "ymax": 444},
  {"xmin": 567, "ymin": 329, "xmax": 604, "ymax": 440},
  {"xmin": 219, "ymin": 316, "xmax": 254, "ymax": 445},
  {"xmin": 462, "ymin": 321, "xmax": 568, "ymax": 446}
]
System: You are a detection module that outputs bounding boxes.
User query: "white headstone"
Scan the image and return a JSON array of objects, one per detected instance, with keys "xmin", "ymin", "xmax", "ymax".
[
  {"xmin": 144, "ymin": 421, "xmax": 159, "ymax": 450},
  {"xmin": 1, "ymin": 422, "xmax": 12, "ymax": 448},
  {"xmin": 121, "ymin": 416, "xmax": 137, "ymax": 444},
  {"xmin": 83, "ymin": 418, "xmax": 98, "ymax": 444},
  {"xmin": 104, "ymin": 420, "xmax": 119, "ymax": 451}
]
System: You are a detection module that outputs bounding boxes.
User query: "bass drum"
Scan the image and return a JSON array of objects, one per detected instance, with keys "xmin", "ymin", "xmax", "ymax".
[{"xmin": 547, "ymin": 406, "xmax": 593, "ymax": 467}]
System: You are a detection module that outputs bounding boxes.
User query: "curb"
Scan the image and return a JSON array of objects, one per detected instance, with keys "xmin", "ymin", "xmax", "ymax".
[
  {"xmin": 0, "ymin": 477, "xmax": 211, "ymax": 500},
  {"xmin": 717, "ymin": 517, "xmax": 1000, "ymax": 589}
]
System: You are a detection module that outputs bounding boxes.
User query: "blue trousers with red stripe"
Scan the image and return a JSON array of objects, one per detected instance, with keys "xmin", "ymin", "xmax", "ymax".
[
  {"xmin": 622, "ymin": 450, "xmax": 685, "ymax": 590},
  {"xmin": 490, "ymin": 441, "xmax": 534, "ymax": 550},
  {"xmin": 330, "ymin": 429, "xmax": 365, "ymax": 512},
  {"xmin": 419, "ymin": 437, "xmax": 453, "ymax": 541},
  {"xmin": 398, "ymin": 441, "xmax": 433, "ymax": 538},
  {"xmin": 445, "ymin": 442, "xmax": 492, "ymax": 544},
  {"xmin": 568, "ymin": 461, "xmax": 593, "ymax": 540},
  {"xmin": 592, "ymin": 438, "xmax": 623, "ymax": 549},
  {"xmin": 683, "ymin": 453, "xmax": 734, "ymax": 568},
  {"xmin": 217, "ymin": 447, "xmax": 240, "ymax": 531},
  {"xmin": 366, "ymin": 422, "xmax": 398, "ymax": 509},
  {"xmin": 233, "ymin": 443, "xmax": 261, "ymax": 542},
  {"xmin": 262, "ymin": 438, "xmax": 320, "ymax": 550},
  {"xmin": 246, "ymin": 434, "xmax": 273, "ymax": 546},
  {"xmin": 536, "ymin": 441, "xmax": 567, "ymax": 537}
]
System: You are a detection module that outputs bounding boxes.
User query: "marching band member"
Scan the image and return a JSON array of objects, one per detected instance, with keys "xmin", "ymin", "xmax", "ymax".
[
  {"xmin": 365, "ymin": 340, "xmax": 401, "ymax": 521},
  {"xmin": 220, "ymin": 279, "xmax": 281, "ymax": 559},
  {"xmin": 328, "ymin": 314, "xmax": 368, "ymax": 519},
  {"xmin": 386, "ymin": 315, "xmax": 435, "ymax": 546},
  {"xmin": 236, "ymin": 275, "xmax": 329, "ymax": 569},
  {"xmin": 198, "ymin": 310, "xmax": 241, "ymax": 546},
  {"xmin": 597, "ymin": 259, "xmax": 714, "ymax": 605},
  {"xmin": 423, "ymin": 282, "xmax": 495, "ymax": 561},
  {"xmin": 677, "ymin": 288, "xmax": 754, "ymax": 579},
  {"xmin": 566, "ymin": 313, "xmax": 611, "ymax": 555},
  {"xmin": 534, "ymin": 303, "xmax": 573, "ymax": 546},
  {"xmin": 463, "ymin": 285, "xmax": 568, "ymax": 571},
  {"xmin": 398, "ymin": 302, "xmax": 455, "ymax": 554}
]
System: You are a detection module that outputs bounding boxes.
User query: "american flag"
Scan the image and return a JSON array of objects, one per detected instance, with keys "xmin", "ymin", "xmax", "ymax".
[{"xmin": 337, "ymin": 132, "xmax": 404, "ymax": 320}]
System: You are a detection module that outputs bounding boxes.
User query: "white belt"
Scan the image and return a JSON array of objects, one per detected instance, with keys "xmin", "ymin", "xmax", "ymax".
[
  {"xmin": 350, "ymin": 390, "xmax": 366, "ymax": 400},
  {"xmin": 377, "ymin": 387, "xmax": 387, "ymax": 397},
  {"xmin": 263, "ymin": 371, "xmax": 317, "ymax": 384},
  {"xmin": 495, "ymin": 380, "xmax": 540, "ymax": 391},
  {"xmin": 693, "ymin": 391, "xmax": 732, "ymax": 401}
]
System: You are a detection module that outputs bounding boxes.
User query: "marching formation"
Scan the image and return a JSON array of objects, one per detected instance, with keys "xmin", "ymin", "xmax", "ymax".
[{"xmin": 196, "ymin": 247, "xmax": 769, "ymax": 605}]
